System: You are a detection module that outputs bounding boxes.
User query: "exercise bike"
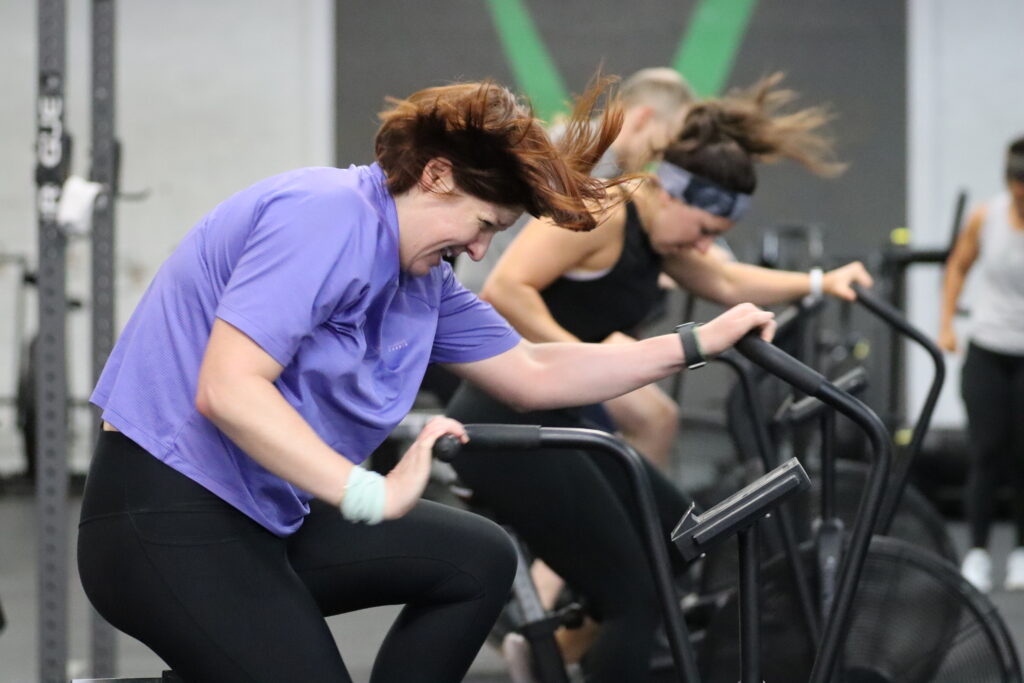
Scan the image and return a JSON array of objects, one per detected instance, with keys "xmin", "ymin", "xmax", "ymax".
[
  {"xmin": 436, "ymin": 330, "xmax": 903, "ymax": 683},
  {"xmin": 698, "ymin": 285, "xmax": 1021, "ymax": 682}
]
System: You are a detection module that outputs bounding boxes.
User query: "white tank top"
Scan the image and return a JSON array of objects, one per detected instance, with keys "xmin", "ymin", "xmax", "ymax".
[{"xmin": 970, "ymin": 192, "xmax": 1024, "ymax": 354}]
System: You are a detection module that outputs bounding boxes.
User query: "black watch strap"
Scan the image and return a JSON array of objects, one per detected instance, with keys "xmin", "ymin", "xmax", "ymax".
[{"xmin": 675, "ymin": 322, "xmax": 707, "ymax": 369}]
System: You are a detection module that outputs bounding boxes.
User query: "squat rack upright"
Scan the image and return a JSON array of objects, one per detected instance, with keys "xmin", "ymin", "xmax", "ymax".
[{"xmin": 35, "ymin": 0, "xmax": 119, "ymax": 679}]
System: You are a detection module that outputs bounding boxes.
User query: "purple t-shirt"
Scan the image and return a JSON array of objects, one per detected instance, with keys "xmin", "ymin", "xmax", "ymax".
[{"xmin": 91, "ymin": 163, "xmax": 520, "ymax": 536}]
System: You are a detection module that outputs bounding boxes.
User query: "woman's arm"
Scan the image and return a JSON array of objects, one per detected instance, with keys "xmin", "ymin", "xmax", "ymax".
[
  {"xmin": 480, "ymin": 206, "xmax": 626, "ymax": 343},
  {"xmin": 445, "ymin": 302, "xmax": 775, "ymax": 411},
  {"xmin": 938, "ymin": 206, "xmax": 984, "ymax": 352},
  {"xmin": 196, "ymin": 319, "xmax": 460, "ymax": 519},
  {"xmin": 661, "ymin": 248, "xmax": 873, "ymax": 306}
]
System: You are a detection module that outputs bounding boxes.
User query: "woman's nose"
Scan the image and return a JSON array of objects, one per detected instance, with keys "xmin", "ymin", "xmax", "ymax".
[{"xmin": 466, "ymin": 232, "xmax": 494, "ymax": 261}]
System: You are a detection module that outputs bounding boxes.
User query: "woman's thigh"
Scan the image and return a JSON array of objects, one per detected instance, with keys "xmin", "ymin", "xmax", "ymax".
[
  {"xmin": 288, "ymin": 499, "xmax": 516, "ymax": 615},
  {"xmin": 78, "ymin": 436, "xmax": 348, "ymax": 682}
]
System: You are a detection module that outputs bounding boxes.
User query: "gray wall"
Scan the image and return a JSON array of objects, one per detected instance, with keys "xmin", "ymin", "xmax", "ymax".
[
  {"xmin": 0, "ymin": 0, "xmax": 333, "ymax": 471},
  {"xmin": 336, "ymin": 0, "xmax": 906, "ymax": 415},
  {"xmin": 337, "ymin": 3, "xmax": 906, "ymax": 269}
]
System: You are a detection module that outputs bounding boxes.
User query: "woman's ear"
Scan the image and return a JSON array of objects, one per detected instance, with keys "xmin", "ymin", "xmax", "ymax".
[
  {"xmin": 419, "ymin": 157, "xmax": 455, "ymax": 193},
  {"xmin": 624, "ymin": 104, "xmax": 655, "ymax": 132}
]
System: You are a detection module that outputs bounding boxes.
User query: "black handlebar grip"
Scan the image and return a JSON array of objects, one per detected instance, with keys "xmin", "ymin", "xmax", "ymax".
[
  {"xmin": 463, "ymin": 424, "xmax": 543, "ymax": 450},
  {"xmin": 431, "ymin": 425, "xmax": 545, "ymax": 463},
  {"xmin": 734, "ymin": 331, "xmax": 826, "ymax": 397},
  {"xmin": 432, "ymin": 435, "xmax": 463, "ymax": 463}
]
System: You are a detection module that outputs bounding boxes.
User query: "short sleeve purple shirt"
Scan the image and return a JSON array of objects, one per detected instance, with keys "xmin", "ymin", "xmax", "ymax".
[{"xmin": 91, "ymin": 164, "xmax": 520, "ymax": 536}]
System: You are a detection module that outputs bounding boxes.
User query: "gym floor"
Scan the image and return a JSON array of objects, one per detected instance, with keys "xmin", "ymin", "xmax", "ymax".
[{"xmin": 1, "ymin": 422, "xmax": 1022, "ymax": 681}]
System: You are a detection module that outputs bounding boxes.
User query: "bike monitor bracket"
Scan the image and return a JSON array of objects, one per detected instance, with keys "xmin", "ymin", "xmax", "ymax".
[{"xmin": 671, "ymin": 458, "xmax": 810, "ymax": 563}]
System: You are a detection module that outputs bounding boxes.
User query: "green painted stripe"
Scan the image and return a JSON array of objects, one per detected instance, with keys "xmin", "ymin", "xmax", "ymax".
[
  {"xmin": 485, "ymin": 0, "xmax": 569, "ymax": 122},
  {"xmin": 672, "ymin": 0, "xmax": 758, "ymax": 96}
]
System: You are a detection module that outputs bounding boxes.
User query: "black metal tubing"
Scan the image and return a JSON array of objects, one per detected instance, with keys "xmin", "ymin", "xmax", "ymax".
[
  {"xmin": 775, "ymin": 365, "xmax": 868, "ymax": 426},
  {"xmin": 850, "ymin": 283, "xmax": 945, "ymax": 535},
  {"xmin": 714, "ymin": 351, "xmax": 820, "ymax": 643},
  {"xmin": 773, "ymin": 294, "xmax": 827, "ymax": 343},
  {"xmin": 733, "ymin": 334, "xmax": 892, "ymax": 683},
  {"xmin": 879, "ymin": 245, "xmax": 947, "ymax": 426},
  {"xmin": 738, "ymin": 525, "xmax": 760, "ymax": 683},
  {"xmin": 436, "ymin": 425, "xmax": 701, "ymax": 683},
  {"xmin": 820, "ymin": 409, "xmax": 837, "ymax": 524}
]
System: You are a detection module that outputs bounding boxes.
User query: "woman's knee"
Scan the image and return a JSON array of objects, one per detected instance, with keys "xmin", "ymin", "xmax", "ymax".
[{"xmin": 441, "ymin": 511, "xmax": 518, "ymax": 598}]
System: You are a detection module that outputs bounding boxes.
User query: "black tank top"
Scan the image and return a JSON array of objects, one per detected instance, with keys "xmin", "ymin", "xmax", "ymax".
[{"xmin": 541, "ymin": 202, "xmax": 663, "ymax": 343}]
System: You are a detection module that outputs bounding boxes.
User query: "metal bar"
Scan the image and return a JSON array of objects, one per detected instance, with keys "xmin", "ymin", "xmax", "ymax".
[
  {"xmin": 35, "ymin": 1, "xmax": 70, "ymax": 679},
  {"xmin": 541, "ymin": 429, "xmax": 702, "ymax": 683},
  {"xmin": 89, "ymin": 0, "xmax": 119, "ymax": 674},
  {"xmin": 820, "ymin": 410, "xmax": 836, "ymax": 523},
  {"xmin": 738, "ymin": 525, "xmax": 760, "ymax": 683},
  {"xmin": 715, "ymin": 351, "xmax": 820, "ymax": 643},
  {"xmin": 733, "ymin": 334, "xmax": 892, "ymax": 683},
  {"xmin": 808, "ymin": 384, "xmax": 891, "ymax": 683},
  {"xmin": 506, "ymin": 533, "xmax": 570, "ymax": 683},
  {"xmin": 849, "ymin": 283, "xmax": 947, "ymax": 536}
]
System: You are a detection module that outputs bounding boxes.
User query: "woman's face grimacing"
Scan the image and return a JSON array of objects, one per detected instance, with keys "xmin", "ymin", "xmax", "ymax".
[
  {"xmin": 396, "ymin": 160, "xmax": 522, "ymax": 276},
  {"xmin": 646, "ymin": 190, "xmax": 734, "ymax": 256}
]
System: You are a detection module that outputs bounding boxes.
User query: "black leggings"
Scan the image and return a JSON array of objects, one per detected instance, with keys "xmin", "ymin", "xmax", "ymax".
[
  {"xmin": 446, "ymin": 382, "xmax": 692, "ymax": 683},
  {"xmin": 77, "ymin": 432, "xmax": 517, "ymax": 683},
  {"xmin": 961, "ymin": 342, "xmax": 1024, "ymax": 548}
]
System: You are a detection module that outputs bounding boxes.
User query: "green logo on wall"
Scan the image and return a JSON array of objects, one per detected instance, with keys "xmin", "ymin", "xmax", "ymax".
[{"xmin": 485, "ymin": 0, "xmax": 757, "ymax": 120}]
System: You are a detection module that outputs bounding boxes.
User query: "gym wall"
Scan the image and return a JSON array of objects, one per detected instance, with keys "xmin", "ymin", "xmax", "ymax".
[
  {"xmin": 336, "ymin": 0, "xmax": 906, "ymax": 263},
  {"xmin": 0, "ymin": 0, "xmax": 333, "ymax": 470},
  {"xmin": 907, "ymin": 0, "xmax": 1024, "ymax": 426},
  {"xmin": 336, "ymin": 0, "xmax": 907, "ymax": 414}
]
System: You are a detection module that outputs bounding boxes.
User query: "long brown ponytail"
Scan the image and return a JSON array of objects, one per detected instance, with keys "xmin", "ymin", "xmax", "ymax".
[{"xmin": 664, "ymin": 73, "xmax": 845, "ymax": 194}]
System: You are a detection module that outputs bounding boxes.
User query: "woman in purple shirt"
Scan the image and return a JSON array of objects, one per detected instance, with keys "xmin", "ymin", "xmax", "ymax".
[{"xmin": 78, "ymin": 78, "xmax": 776, "ymax": 683}]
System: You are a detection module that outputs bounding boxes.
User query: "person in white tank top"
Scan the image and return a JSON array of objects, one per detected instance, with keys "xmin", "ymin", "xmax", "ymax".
[{"xmin": 940, "ymin": 135, "xmax": 1024, "ymax": 593}]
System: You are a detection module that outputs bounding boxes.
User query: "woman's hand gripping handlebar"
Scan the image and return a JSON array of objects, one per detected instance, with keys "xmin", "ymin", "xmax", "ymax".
[
  {"xmin": 697, "ymin": 303, "xmax": 778, "ymax": 357},
  {"xmin": 383, "ymin": 416, "xmax": 467, "ymax": 520}
]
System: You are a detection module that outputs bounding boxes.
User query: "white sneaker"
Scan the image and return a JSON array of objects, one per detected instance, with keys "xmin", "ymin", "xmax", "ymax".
[
  {"xmin": 1005, "ymin": 548, "xmax": 1024, "ymax": 591},
  {"xmin": 961, "ymin": 547, "xmax": 993, "ymax": 593},
  {"xmin": 502, "ymin": 632, "xmax": 539, "ymax": 683}
]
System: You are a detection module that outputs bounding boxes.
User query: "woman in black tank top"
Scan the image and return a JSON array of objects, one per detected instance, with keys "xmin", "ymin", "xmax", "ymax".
[{"xmin": 445, "ymin": 74, "xmax": 874, "ymax": 682}]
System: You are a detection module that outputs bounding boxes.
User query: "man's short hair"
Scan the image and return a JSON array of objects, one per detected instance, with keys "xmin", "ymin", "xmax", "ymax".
[{"xmin": 619, "ymin": 67, "xmax": 696, "ymax": 120}]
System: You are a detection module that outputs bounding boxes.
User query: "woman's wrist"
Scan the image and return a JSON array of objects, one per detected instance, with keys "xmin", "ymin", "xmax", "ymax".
[
  {"xmin": 339, "ymin": 466, "xmax": 386, "ymax": 524},
  {"xmin": 675, "ymin": 322, "xmax": 707, "ymax": 369},
  {"xmin": 808, "ymin": 267, "xmax": 824, "ymax": 298}
]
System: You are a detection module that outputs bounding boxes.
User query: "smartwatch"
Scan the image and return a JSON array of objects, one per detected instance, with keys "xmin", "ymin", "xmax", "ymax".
[{"xmin": 675, "ymin": 322, "xmax": 707, "ymax": 369}]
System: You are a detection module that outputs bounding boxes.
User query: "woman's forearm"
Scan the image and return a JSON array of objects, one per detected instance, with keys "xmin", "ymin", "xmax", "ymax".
[
  {"xmin": 509, "ymin": 335, "xmax": 685, "ymax": 410},
  {"xmin": 196, "ymin": 375, "xmax": 353, "ymax": 505},
  {"xmin": 940, "ymin": 266, "xmax": 967, "ymax": 329},
  {"xmin": 714, "ymin": 262, "xmax": 813, "ymax": 306},
  {"xmin": 453, "ymin": 303, "xmax": 775, "ymax": 413}
]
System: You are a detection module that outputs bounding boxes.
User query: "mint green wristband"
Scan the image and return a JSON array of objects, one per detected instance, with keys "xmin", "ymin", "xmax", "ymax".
[{"xmin": 340, "ymin": 467, "xmax": 386, "ymax": 525}]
